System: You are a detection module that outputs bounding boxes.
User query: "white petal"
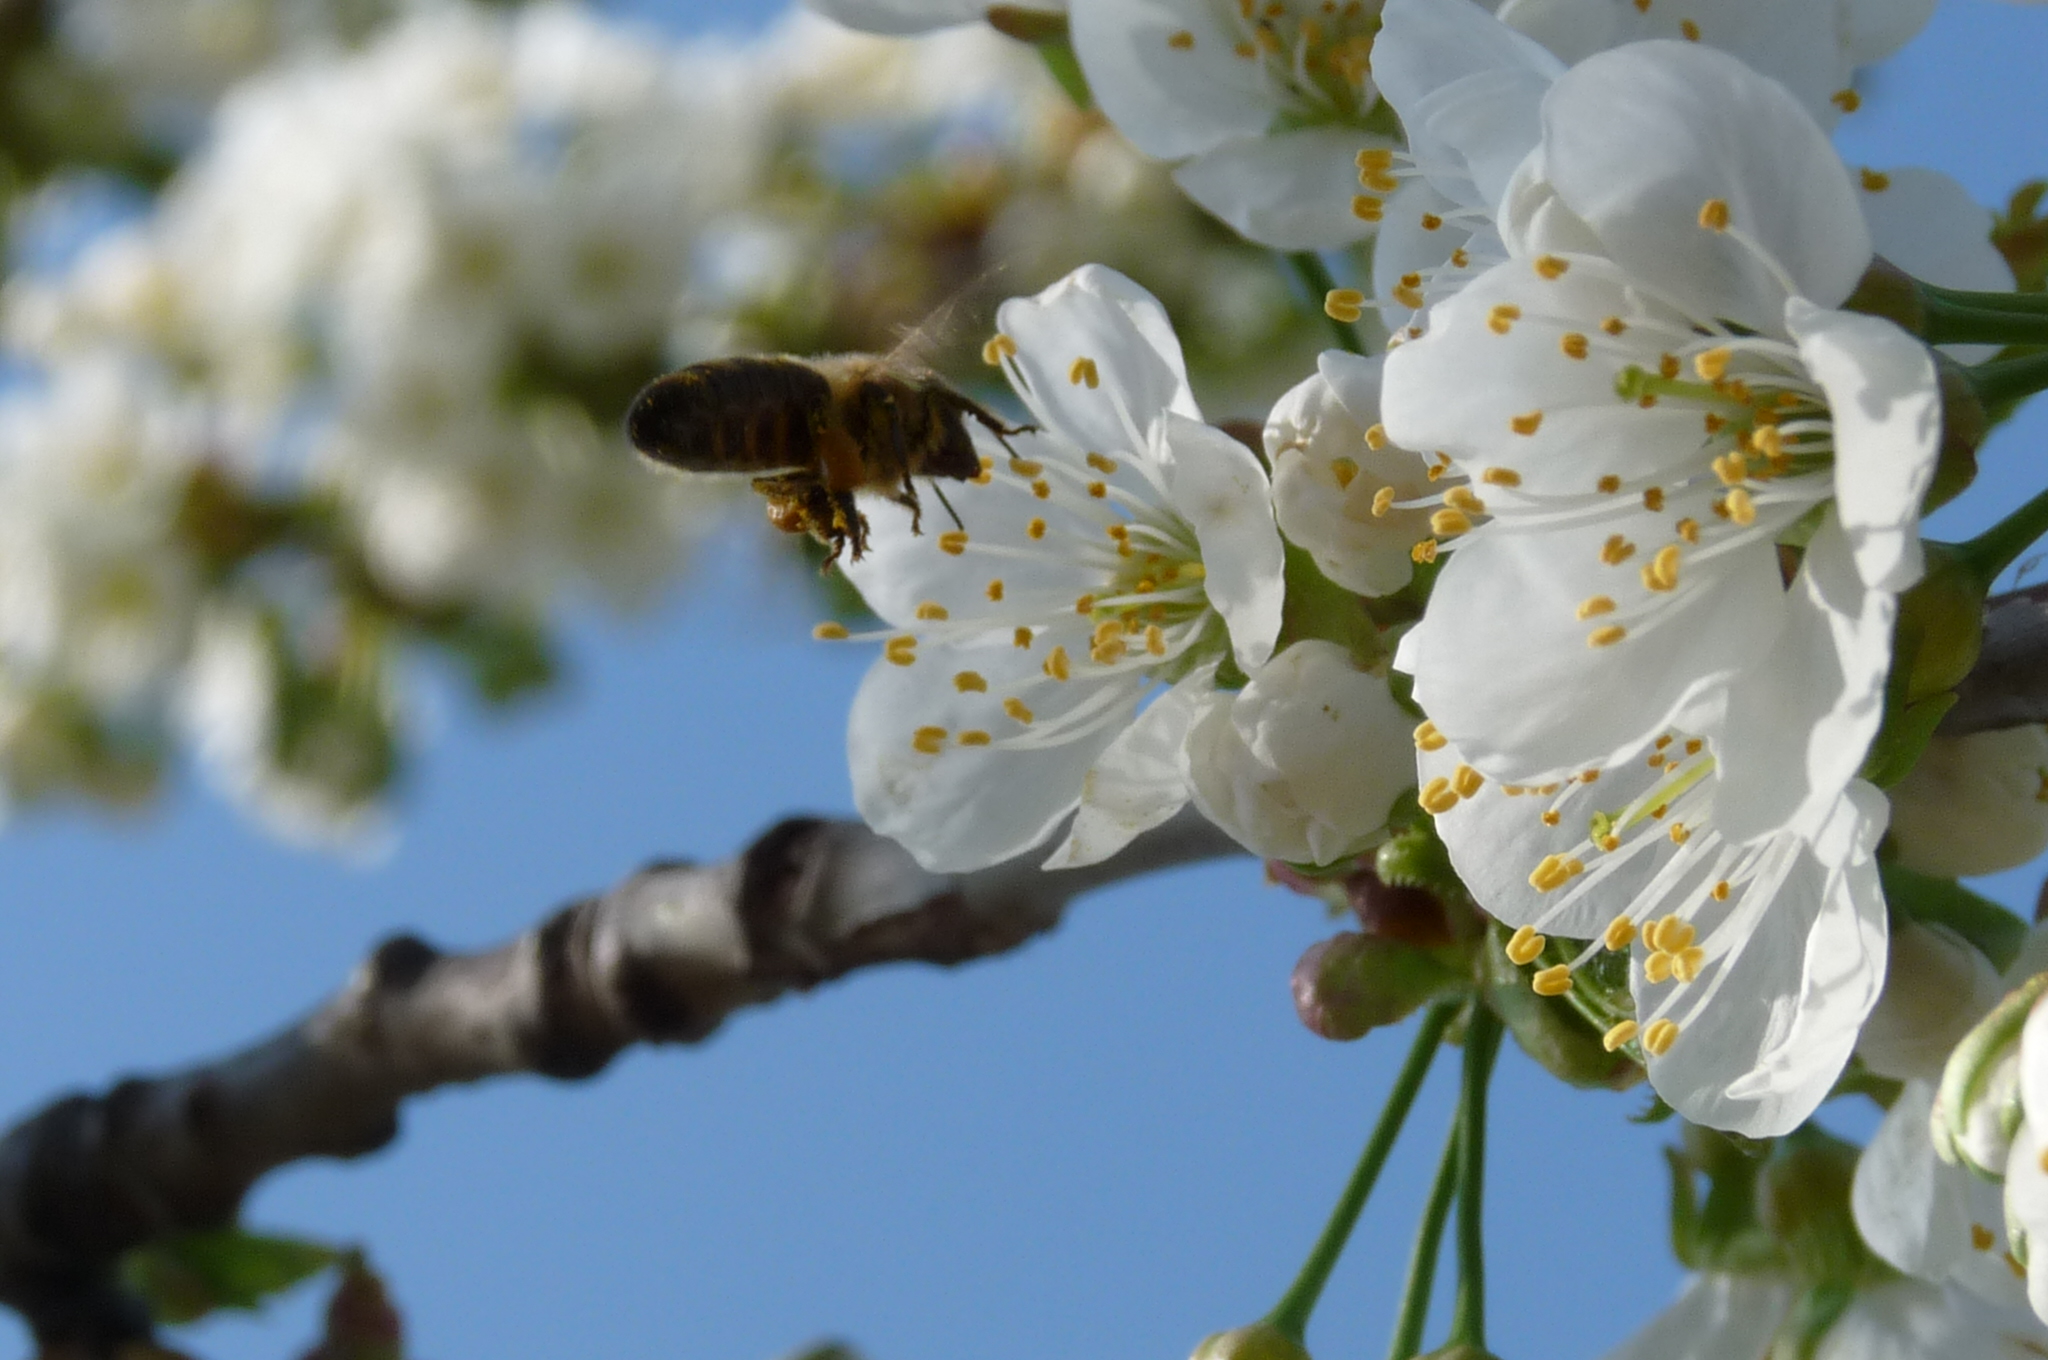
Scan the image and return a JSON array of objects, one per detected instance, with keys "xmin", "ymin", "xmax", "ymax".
[
  {"xmin": 1820, "ymin": 1279, "xmax": 2046, "ymax": 1359},
  {"xmin": 2023, "ymin": 997, "xmax": 2048, "ymax": 1148},
  {"xmin": 1267, "ymin": 352, "xmax": 1434, "ymax": 597},
  {"xmin": 996, "ymin": 264, "xmax": 1199, "ymax": 462},
  {"xmin": 1396, "ymin": 522, "xmax": 1785, "ymax": 784},
  {"xmin": 1379, "ymin": 255, "xmax": 1711, "ymax": 494},
  {"xmin": 1647, "ymin": 782, "xmax": 1887, "ymax": 1137},
  {"xmin": 1539, "ymin": 42, "xmax": 1871, "ymax": 329},
  {"xmin": 1494, "ymin": 0, "xmax": 1619, "ymax": 64},
  {"xmin": 1370, "ymin": 179, "xmax": 1500, "ymax": 332},
  {"xmin": 1171, "ymin": 130, "xmax": 1391, "ymax": 250},
  {"xmin": 1854, "ymin": 1080, "xmax": 1975, "ymax": 1282},
  {"xmin": 1861, "ymin": 166, "xmax": 2014, "ymax": 364},
  {"xmin": 1859, "ymin": 923, "xmax": 2009, "ymax": 1084},
  {"xmin": 1184, "ymin": 641, "xmax": 1416, "ymax": 863},
  {"xmin": 2003, "ymin": 1124, "xmax": 2048, "ymax": 1323},
  {"xmin": 1713, "ymin": 513, "xmax": 1894, "ymax": 844},
  {"xmin": 1157, "ymin": 412, "xmax": 1284, "ymax": 669},
  {"xmin": 1598, "ymin": 1275, "xmax": 1792, "ymax": 1360},
  {"xmin": 1045, "ymin": 674, "xmax": 1212, "ymax": 868},
  {"xmin": 848, "ymin": 627, "xmax": 1141, "ymax": 871},
  {"xmin": 1789, "ymin": 300, "xmax": 1942, "ymax": 593},
  {"xmin": 1840, "ymin": 0, "xmax": 1939, "ymax": 66},
  {"xmin": 1070, "ymin": 0, "xmax": 1278, "ymax": 160}
]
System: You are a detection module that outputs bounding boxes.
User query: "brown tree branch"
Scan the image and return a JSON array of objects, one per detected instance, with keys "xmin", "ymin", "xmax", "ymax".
[
  {"xmin": 0, "ymin": 810, "xmax": 1242, "ymax": 1354},
  {"xmin": 1942, "ymin": 583, "xmax": 2048, "ymax": 736}
]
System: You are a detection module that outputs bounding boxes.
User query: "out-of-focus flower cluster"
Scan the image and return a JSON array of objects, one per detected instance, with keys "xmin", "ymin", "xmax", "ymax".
[{"xmin": 0, "ymin": 0, "xmax": 1319, "ymax": 843}]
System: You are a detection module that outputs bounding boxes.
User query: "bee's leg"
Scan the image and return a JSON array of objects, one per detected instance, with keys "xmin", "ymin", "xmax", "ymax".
[
  {"xmin": 965, "ymin": 399, "xmax": 1037, "ymax": 457},
  {"xmin": 829, "ymin": 489, "xmax": 870, "ymax": 562},
  {"xmin": 927, "ymin": 480, "xmax": 964, "ymax": 532}
]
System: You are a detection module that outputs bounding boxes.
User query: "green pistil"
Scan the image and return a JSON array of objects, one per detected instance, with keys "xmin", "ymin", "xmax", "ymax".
[
  {"xmin": 1615, "ymin": 754, "xmax": 1716, "ymax": 836},
  {"xmin": 1614, "ymin": 365, "xmax": 1751, "ymax": 410}
]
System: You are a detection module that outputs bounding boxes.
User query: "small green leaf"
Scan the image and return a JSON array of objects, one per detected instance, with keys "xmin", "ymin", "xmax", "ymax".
[{"xmin": 122, "ymin": 1228, "xmax": 339, "ymax": 1325}]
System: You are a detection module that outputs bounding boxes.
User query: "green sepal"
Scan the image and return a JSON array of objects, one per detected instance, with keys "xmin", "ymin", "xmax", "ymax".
[
  {"xmin": 1767, "ymin": 1283, "xmax": 1858, "ymax": 1360},
  {"xmin": 1934, "ymin": 969, "xmax": 2048, "ymax": 1175},
  {"xmin": 1191, "ymin": 1322, "xmax": 1314, "ymax": 1360},
  {"xmin": 1879, "ymin": 863, "xmax": 2028, "ymax": 972},
  {"xmin": 1859, "ymin": 691, "xmax": 1956, "ymax": 790},
  {"xmin": 1275, "ymin": 543, "xmax": 1387, "ymax": 668},
  {"xmin": 1292, "ymin": 931, "xmax": 1467, "ymax": 1041},
  {"xmin": 122, "ymin": 1228, "xmax": 340, "ymax": 1325},
  {"xmin": 1479, "ymin": 925, "xmax": 1642, "ymax": 1090}
]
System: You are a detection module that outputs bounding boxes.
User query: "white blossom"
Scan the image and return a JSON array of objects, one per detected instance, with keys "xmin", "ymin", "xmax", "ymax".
[
  {"xmin": 840, "ymin": 264, "xmax": 1283, "ymax": 872},
  {"xmin": 1888, "ymin": 728, "xmax": 2048, "ymax": 879}
]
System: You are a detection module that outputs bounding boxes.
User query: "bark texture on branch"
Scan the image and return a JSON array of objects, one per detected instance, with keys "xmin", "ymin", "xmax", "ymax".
[
  {"xmin": 0, "ymin": 811, "xmax": 1240, "ymax": 1353},
  {"xmin": 1945, "ymin": 584, "xmax": 2048, "ymax": 736}
]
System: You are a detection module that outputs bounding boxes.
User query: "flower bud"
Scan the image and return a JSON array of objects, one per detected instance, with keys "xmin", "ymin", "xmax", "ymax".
[
  {"xmin": 1925, "ymin": 355, "xmax": 1988, "ymax": 514},
  {"xmin": 1887, "ymin": 726, "xmax": 2048, "ymax": 878},
  {"xmin": 1291, "ymin": 932, "xmax": 1462, "ymax": 1041},
  {"xmin": 1412, "ymin": 1346, "xmax": 1502, "ymax": 1360},
  {"xmin": 1934, "ymin": 971, "xmax": 2048, "ymax": 1177},
  {"xmin": 1857, "ymin": 922, "xmax": 2006, "ymax": 1082},
  {"xmin": 1190, "ymin": 1324, "xmax": 1312, "ymax": 1360},
  {"xmin": 1891, "ymin": 542, "xmax": 1986, "ymax": 705}
]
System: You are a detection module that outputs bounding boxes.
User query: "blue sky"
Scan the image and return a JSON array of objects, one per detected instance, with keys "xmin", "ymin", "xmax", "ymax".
[{"xmin": 0, "ymin": 2, "xmax": 2045, "ymax": 1357}]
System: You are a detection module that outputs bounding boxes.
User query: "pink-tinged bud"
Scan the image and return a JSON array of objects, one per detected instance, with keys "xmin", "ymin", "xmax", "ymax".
[{"xmin": 1291, "ymin": 933, "xmax": 1461, "ymax": 1042}]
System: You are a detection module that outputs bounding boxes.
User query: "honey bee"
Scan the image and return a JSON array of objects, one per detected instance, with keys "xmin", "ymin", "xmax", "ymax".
[{"xmin": 625, "ymin": 352, "xmax": 1030, "ymax": 568}]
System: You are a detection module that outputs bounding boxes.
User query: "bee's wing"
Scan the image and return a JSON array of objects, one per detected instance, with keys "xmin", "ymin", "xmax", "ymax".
[{"xmin": 882, "ymin": 263, "xmax": 1011, "ymax": 370}]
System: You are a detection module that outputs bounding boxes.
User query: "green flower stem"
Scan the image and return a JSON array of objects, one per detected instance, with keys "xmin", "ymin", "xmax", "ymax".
[
  {"xmin": 1921, "ymin": 293, "xmax": 2048, "ymax": 347},
  {"xmin": 1955, "ymin": 480, "xmax": 2048, "ymax": 586},
  {"xmin": 1967, "ymin": 347, "xmax": 2048, "ymax": 412},
  {"xmin": 1287, "ymin": 251, "xmax": 1366, "ymax": 355},
  {"xmin": 1920, "ymin": 283, "xmax": 2048, "ymax": 315},
  {"xmin": 1448, "ymin": 1006, "xmax": 1504, "ymax": 1351},
  {"xmin": 1385, "ymin": 1110, "xmax": 1463, "ymax": 1360},
  {"xmin": 1264, "ymin": 1001, "xmax": 1458, "ymax": 1344}
]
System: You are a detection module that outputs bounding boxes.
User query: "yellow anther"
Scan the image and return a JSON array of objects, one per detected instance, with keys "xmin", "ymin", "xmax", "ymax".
[
  {"xmin": 1598, "ymin": 474, "xmax": 1622, "ymax": 494},
  {"xmin": 1711, "ymin": 880, "xmax": 1731, "ymax": 902},
  {"xmin": 958, "ymin": 730, "xmax": 991, "ymax": 747},
  {"xmin": 1699, "ymin": 198, "xmax": 1731, "ymax": 231},
  {"xmin": 1577, "ymin": 595, "xmax": 1617, "ymax": 619},
  {"xmin": 1325, "ymin": 288, "xmax": 1367, "ymax": 322},
  {"xmin": 1003, "ymin": 697, "xmax": 1035, "ymax": 724},
  {"xmin": 916, "ymin": 601, "xmax": 950, "ymax": 621},
  {"xmin": 911, "ymin": 726, "xmax": 947, "ymax": 755},
  {"xmin": 1725, "ymin": 487, "xmax": 1756, "ymax": 525},
  {"xmin": 1488, "ymin": 303, "xmax": 1522, "ymax": 334},
  {"xmin": 1973, "ymin": 1224, "xmax": 1997, "ymax": 1252},
  {"xmin": 1598, "ymin": 834, "xmax": 1620, "ymax": 851},
  {"xmin": 982, "ymin": 334, "xmax": 1017, "ymax": 366},
  {"xmin": 1093, "ymin": 619, "xmax": 1123, "ymax": 648},
  {"xmin": 1601, "ymin": 316, "xmax": 1628, "ymax": 336},
  {"xmin": 1601, "ymin": 534, "xmax": 1637, "ymax": 565},
  {"xmin": 1679, "ymin": 17, "xmax": 1700, "ymax": 39},
  {"xmin": 939, "ymin": 530, "xmax": 969, "ymax": 555},
  {"xmin": 1414, "ymin": 720, "xmax": 1447, "ymax": 752},
  {"xmin": 1531, "ymin": 964, "xmax": 1574, "ymax": 997},
  {"xmin": 1642, "ymin": 1019, "xmax": 1679, "ymax": 1056},
  {"xmin": 1506, "ymin": 925, "xmax": 1546, "ymax": 966},
  {"xmin": 1393, "ymin": 280, "xmax": 1425, "ymax": 310},
  {"xmin": 1350, "ymin": 196, "xmax": 1385, "ymax": 222},
  {"xmin": 1587, "ymin": 625, "xmax": 1628, "ymax": 648},
  {"xmin": 1420, "ymin": 212, "xmax": 1443, "ymax": 231},
  {"xmin": 1419, "ymin": 775, "xmax": 1461, "ymax": 816},
  {"xmin": 885, "ymin": 636, "xmax": 918, "ymax": 666},
  {"xmin": 1579, "ymin": 770, "xmax": 1601, "ymax": 785},
  {"xmin": 1673, "ymin": 946, "xmax": 1705, "ymax": 982},
  {"xmin": 1655, "ymin": 734, "xmax": 1672, "ymax": 750},
  {"xmin": 1751, "ymin": 424, "xmax": 1784, "ymax": 461},
  {"xmin": 1602, "ymin": 1020, "xmax": 1640, "ymax": 1052},
  {"xmin": 1081, "ymin": 481, "xmax": 1104, "ymax": 500},
  {"xmin": 1712, "ymin": 450, "xmax": 1748, "ymax": 485},
  {"xmin": 1684, "ymin": 738, "xmax": 1702, "ymax": 756},
  {"xmin": 1092, "ymin": 638, "xmax": 1128, "ymax": 664},
  {"xmin": 1364, "ymin": 423, "xmax": 1388, "ymax": 450},
  {"xmin": 954, "ymin": 670, "xmax": 988, "ymax": 693},
  {"xmin": 1009, "ymin": 457, "xmax": 1044, "ymax": 478},
  {"xmin": 1031, "ymin": 479, "xmax": 1052, "ymax": 500},
  {"xmin": 1445, "ymin": 486, "xmax": 1485, "ymax": 514},
  {"xmin": 1086, "ymin": 453, "xmax": 1119, "ymax": 475},
  {"xmin": 1676, "ymin": 518, "xmax": 1700, "ymax": 544},
  {"xmin": 813, "ymin": 622, "xmax": 851, "ymax": 641},
  {"xmin": 1183, "ymin": 562, "xmax": 1206, "ymax": 579},
  {"xmin": 1449, "ymin": 248, "xmax": 1470, "ymax": 268},
  {"xmin": 1540, "ymin": 810, "xmax": 1561, "ymax": 826},
  {"xmin": 1071, "ymin": 595, "xmax": 1094, "ymax": 615},
  {"xmin": 1013, "ymin": 627, "xmax": 1033, "ymax": 649},
  {"xmin": 1481, "ymin": 467, "xmax": 1521, "ymax": 487},
  {"xmin": 1510, "ymin": 411, "xmax": 1543, "ymax": 436},
  {"xmin": 1529, "ymin": 854, "xmax": 1572, "ymax": 892},
  {"xmin": 1642, "ymin": 487, "xmax": 1665, "ymax": 512},
  {"xmin": 1357, "ymin": 147, "xmax": 1395, "ymax": 173},
  {"xmin": 1834, "ymin": 88, "xmax": 1863, "ymax": 113},
  {"xmin": 1431, "ymin": 508, "xmax": 1474, "ymax": 537},
  {"xmin": 1411, "ymin": 538, "xmax": 1439, "ymax": 564},
  {"xmin": 1369, "ymin": 485, "xmax": 1396, "ymax": 517},
  {"xmin": 1642, "ymin": 544, "xmax": 1681, "ymax": 593},
  {"xmin": 1561, "ymin": 332, "xmax": 1590, "ymax": 360},
  {"xmin": 1703, "ymin": 412, "xmax": 1726, "ymax": 435},
  {"xmin": 1645, "ymin": 952, "xmax": 1674, "ymax": 984},
  {"xmin": 1659, "ymin": 353, "xmax": 1681, "ymax": 380},
  {"xmin": 986, "ymin": 579, "xmax": 1005, "ymax": 602},
  {"xmin": 1233, "ymin": 38, "xmax": 1257, "ymax": 57},
  {"xmin": 1452, "ymin": 763, "xmax": 1484, "ymax": 798},
  {"xmin": 1069, "ymin": 356, "xmax": 1100, "ymax": 388},
  {"xmin": 1026, "ymin": 518, "xmax": 1047, "ymax": 541},
  {"xmin": 1167, "ymin": 27, "xmax": 1196, "ymax": 48},
  {"xmin": 1693, "ymin": 347, "xmax": 1731, "ymax": 381},
  {"xmin": 1146, "ymin": 625, "xmax": 1166, "ymax": 656},
  {"xmin": 1044, "ymin": 646, "xmax": 1071, "ymax": 681},
  {"xmin": 1604, "ymin": 915, "xmax": 1637, "ymax": 951},
  {"xmin": 1534, "ymin": 254, "xmax": 1570, "ymax": 279}
]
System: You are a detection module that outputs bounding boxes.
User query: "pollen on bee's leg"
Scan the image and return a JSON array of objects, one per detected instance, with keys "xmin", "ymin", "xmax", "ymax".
[{"xmin": 1506, "ymin": 925, "xmax": 1546, "ymax": 966}]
